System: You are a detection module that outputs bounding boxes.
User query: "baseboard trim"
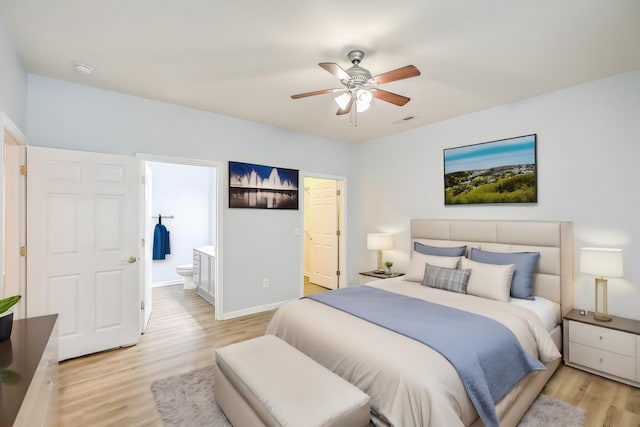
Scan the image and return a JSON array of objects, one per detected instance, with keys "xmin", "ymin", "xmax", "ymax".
[
  {"xmin": 152, "ymin": 280, "xmax": 183, "ymax": 288},
  {"xmin": 221, "ymin": 299, "xmax": 291, "ymax": 320}
]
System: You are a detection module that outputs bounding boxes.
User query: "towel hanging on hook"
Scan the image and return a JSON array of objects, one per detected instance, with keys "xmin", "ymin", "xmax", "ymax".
[{"xmin": 153, "ymin": 218, "xmax": 171, "ymax": 260}]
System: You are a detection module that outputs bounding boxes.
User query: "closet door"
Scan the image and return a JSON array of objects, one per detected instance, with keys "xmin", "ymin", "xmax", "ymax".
[
  {"xmin": 27, "ymin": 147, "xmax": 140, "ymax": 360},
  {"xmin": 308, "ymin": 179, "xmax": 339, "ymax": 289}
]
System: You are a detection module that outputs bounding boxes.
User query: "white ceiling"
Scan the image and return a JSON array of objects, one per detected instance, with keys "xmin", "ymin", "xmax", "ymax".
[{"xmin": 1, "ymin": 0, "xmax": 639, "ymax": 143}]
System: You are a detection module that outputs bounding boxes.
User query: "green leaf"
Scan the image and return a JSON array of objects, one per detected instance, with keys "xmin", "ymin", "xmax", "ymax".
[
  {"xmin": 0, "ymin": 369, "xmax": 22, "ymax": 385},
  {"xmin": 0, "ymin": 295, "xmax": 21, "ymax": 314}
]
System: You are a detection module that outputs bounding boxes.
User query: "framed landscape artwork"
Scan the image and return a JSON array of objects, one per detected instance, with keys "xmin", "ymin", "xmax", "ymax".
[
  {"xmin": 229, "ymin": 161, "xmax": 299, "ymax": 209},
  {"xmin": 443, "ymin": 134, "xmax": 537, "ymax": 205}
]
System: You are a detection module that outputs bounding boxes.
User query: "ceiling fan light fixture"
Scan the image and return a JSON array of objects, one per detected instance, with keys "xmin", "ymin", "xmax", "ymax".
[
  {"xmin": 356, "ymin": 89, "xmax": 372, "ymax": 112},
  {"xmin": 356, "ymin": 100, "xmax": 371, "ymax": 113},
  {"xmin": 334, "ymin": 92, "xmax": 352, "ymax": 110}
]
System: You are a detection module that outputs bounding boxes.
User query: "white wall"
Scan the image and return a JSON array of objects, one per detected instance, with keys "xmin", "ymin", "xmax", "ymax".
[
  {"xmin": 352, "ymin": 69, "xmax": 640, "ymax": 320},
  {"xmin": 0, "ymin": 18, "xmax": 27, "ymax": 131},
  {"xmin": 0, "ymin": 17, "xmax": 27, "ymax": 297},
  {"xmin": 148, "ymin": 161, "xmax": 212, "ymax": 285},
  {"xmin": 26, "ymin": 74, "xmax": 355, "ymax": 317}
]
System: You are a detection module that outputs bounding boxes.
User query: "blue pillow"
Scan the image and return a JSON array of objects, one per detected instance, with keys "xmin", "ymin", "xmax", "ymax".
[
  {"xmin": 414, "ymin": 242, "xmax": 467, "ymax": 257},
  {"xmin": 469, "ymin": 248, "xmax": 540, "ymax": 300}
]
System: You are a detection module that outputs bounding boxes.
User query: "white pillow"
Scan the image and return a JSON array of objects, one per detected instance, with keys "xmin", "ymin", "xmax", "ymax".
[
  {"xmin": 403, "ymin": 252, "xmax": 461, "ymax": 283},
  {"xmin": 461, "ymin": 257, "xmax": 515, "ymax": 302}
]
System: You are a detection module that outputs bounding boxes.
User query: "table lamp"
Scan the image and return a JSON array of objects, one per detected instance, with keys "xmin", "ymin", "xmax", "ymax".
[
  {"xmin": 367, "ymin": 233, "xmax": 394, "ymax": 272},
  {"xmin": 580, "ymin": 247, "xmax": 623, "ymax": 322}
]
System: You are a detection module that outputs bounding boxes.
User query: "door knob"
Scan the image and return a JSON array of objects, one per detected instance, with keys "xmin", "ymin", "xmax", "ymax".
[{"xmin": 125, "ymin": 256, "xmax": 137, "ymax": 264}]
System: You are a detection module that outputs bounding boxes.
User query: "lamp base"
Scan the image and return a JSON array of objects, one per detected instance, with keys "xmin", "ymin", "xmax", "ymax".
[{"xmin": 593, "ymin": 312, "xmax": 612, "ymax": 322}]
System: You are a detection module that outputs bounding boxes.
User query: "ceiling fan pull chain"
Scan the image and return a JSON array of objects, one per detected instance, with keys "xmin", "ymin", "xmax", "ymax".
[{"xmin": 350, "ymin": 104, "xmax": 358, "ymax": 127}]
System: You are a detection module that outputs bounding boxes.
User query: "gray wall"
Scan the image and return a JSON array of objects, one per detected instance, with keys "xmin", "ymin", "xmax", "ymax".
[
  {"xmin": 0, "ymin": 19, "xmax": 27, "ymax": 130},
  {"xmin": 352, "ymin": 69, "xmax": 640, "ymax": 319},
  {"xmin": 27, "ymin": 74, "xmax": 355, "ymax": 317},
  {"xmin": 0, "ymin": 17, "xmax": 27, "ymax": 297}
]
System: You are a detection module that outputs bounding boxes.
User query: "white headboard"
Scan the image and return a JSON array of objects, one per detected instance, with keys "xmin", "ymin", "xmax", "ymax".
[{"xmin": 410, "ymin": 219, "xmax": 573, "ymax": 315}]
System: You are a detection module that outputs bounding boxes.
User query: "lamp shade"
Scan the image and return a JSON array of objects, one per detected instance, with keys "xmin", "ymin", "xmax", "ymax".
[
  {"xmin": 580, "ymin": 247, "xmax": 623, "ymax": 278},
  {"xmin": 367, "ymin": 233, "xmax": 394, "ymax": 250}
]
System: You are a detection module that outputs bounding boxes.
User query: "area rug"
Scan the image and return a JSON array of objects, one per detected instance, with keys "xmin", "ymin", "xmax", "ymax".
[{"xmin": 151, "ymin": 364, "xmax": 585, "ymax": 427}]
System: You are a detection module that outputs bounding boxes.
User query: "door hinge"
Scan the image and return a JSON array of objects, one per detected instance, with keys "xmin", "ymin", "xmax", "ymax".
[
  {"xmin": 336, "ymin": 189, "xmax": 341, "ymax": 196},
  {"xmin": 141, "ymin": 238, "xmax": 145, "ymax": 247},
  {"xmin": 336, "ymin": 270, "xmax": 341, "ymax": 276},
  {"xmin": 20, "ymin": 165, "xmax": 27, "ymax": 176},
  {"xmin": 141, "ymin": 301, "xmax": 145, "ymax": 310},
  {"xmin": 336, "ymin": 230, "xmax": 341, "ymax": 236},
  {"xmin": 20, "ymin": 246, "xmax": 27, "ymax": 256},
  {"xmin": 140, "ymin": 175, "xmax": 145, "ymax": 185}
]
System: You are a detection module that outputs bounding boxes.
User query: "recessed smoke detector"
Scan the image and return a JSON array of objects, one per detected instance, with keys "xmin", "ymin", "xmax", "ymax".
[
  {"xmin": 73, "ymin": 62, "xmax": 94, "ymax": 75},
  {"xmin": 392, "ymin": 115, "xmax": 417, "ymax": 124}
]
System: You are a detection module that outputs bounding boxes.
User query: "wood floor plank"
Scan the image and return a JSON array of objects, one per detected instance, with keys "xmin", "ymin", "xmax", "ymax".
[
  {"xmin": 58, "ymin": 286, "xmax": 274, "ymax": 427},
  {"xmin": 58, "ymin": 284, "xmax": 640, "ymax": 426}
]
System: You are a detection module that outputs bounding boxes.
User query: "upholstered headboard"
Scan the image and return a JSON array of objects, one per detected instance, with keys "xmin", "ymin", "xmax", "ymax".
[{"xmin": 410, "ymin": 219, "xmax": 573, "ymax": 315}]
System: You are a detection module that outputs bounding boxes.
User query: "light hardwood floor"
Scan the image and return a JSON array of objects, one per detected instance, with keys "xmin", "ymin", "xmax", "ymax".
[
  {"xmin": 304, "ymin": 275, "xmax": 331, "ymax": 295},
  {"xmin": 58, "ymin": 285, "xmax": 275, "ymax": 426},
  {"xmin": 59, "ymin": 285, "xmax": 640, "ymax": 427}
]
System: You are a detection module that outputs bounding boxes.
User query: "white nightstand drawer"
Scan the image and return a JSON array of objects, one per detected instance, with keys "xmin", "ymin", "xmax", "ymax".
[
  {"xmin": 569, "ymin": 320, "xmax": 636, "ymax": 357},
  {"xmin": 569, "ymin": 342, "xmax": 636, "ymax": 380},
  {"xmin": 637, "ymin": 337, "xmax": 640, "ymax": 383}
]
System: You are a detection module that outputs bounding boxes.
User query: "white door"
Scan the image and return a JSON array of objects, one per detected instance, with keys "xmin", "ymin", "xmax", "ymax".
[
  {"xmin": 2, "ymin": 132, "xmax": 26, "ymax": 318},
  {"xmin": 27, "ymin": 147, "xmax": 140, "ymax": 360},
  {"xmin": 308, "ymin": 178, "xmax": 340, "ymax": 290},
  {"xmin": 141, "ymin": 162, "xmax": 153, "ymax": 331}
]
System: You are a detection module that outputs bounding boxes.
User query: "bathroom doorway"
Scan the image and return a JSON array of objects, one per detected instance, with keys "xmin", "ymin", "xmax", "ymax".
[
  {"xmin": 302, "ymin": 175, "xmax": 346, "ymax": 295},
  {"xmin": 137, "ymin": 155, "xmax": 222, "ymax": 330}
]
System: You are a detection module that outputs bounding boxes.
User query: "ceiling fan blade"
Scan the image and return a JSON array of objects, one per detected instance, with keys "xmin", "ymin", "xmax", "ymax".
[
  {"xmin": 371, "ymin": 65, "xmax": 420, "ymax": 85},
  {"xmin": 290, "ymin": 89, "xmax": 337, "ymax": 99},
  {"xmin": 336, "ymin": 96, "xmax": 355, "ymax": 115},
  {"xmin": 319, "ymin": 62, "xmax": 351, "ymax": 81},
  {"xmin": 370, "ymin": 88, "xmax": 411, "ymax": 106}
]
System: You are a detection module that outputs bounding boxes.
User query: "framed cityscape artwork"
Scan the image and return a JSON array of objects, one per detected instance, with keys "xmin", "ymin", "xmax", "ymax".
[{"xmin": 229, "ymin": 161, "xmax": 299, "ymax": 209}]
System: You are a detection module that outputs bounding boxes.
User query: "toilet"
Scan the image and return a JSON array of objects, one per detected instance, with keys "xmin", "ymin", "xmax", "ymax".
[{"xmin": 176, "ymin": 264, "xmax": 195, "ymax": 289}]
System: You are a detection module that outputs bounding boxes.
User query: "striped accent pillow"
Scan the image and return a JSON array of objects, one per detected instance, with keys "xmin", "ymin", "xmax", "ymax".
[{"xmin": 422, "ymin": 263, "xmax": 471, "ymax": 294}]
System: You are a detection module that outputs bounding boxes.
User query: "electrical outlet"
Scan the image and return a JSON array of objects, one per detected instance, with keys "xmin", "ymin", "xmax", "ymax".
[{"xmin": 263, "ymin": 279, "xmax": 270, "ymax": 288}]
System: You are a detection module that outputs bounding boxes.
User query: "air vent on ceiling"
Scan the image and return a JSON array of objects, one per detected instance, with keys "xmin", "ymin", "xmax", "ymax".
[{"xmin": 393, "ymin": 115, "xmax": 417, "ymax": 124}]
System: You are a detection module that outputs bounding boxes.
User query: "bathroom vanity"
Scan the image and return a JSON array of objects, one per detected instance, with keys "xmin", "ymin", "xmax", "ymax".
[{"xmin": 193, "ymin": 246, "xmax": 216, "ymax": 306}]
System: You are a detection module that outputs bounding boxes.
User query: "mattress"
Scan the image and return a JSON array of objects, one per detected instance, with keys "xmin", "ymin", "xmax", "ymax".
[
  {"xmin": 510, "ymin": 296, "xmax": 561, "ymax": 333},
  {"xmin": 266, "ymin": 278, "xmax": 561, "ymax": 426}
]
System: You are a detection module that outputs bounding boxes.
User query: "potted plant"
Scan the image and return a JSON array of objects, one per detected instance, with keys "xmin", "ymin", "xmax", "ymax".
[
  {"xmin": 0, "ymin": 295, "xmax": 21, "ymax": 342},
  {"xmin": 384, "ymin": 261, "xmax": 394, "ymax": 274}
]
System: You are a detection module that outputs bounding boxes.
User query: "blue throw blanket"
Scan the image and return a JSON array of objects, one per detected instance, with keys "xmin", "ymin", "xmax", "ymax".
[{"xmin": 306, "ymin": 286, "xmax": 545, "ymax": 427}]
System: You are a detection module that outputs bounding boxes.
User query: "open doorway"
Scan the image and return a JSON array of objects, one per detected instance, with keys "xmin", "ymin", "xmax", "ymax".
[
  {"xmin": 138, "ymin": 155, "xmax": 223, "ymax": 330},
  {"xmin": 302, "ymin": 175, "xmax": 346, "ymax": 296},
  {"xmin": 1, "ymin": 122, "xmax": 27, "ymax": 318}
]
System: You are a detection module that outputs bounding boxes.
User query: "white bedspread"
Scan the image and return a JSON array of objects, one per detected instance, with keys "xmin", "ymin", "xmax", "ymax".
[{"xmin": 266, "ymin": 279, "xmax": 561, "ymax": 427}]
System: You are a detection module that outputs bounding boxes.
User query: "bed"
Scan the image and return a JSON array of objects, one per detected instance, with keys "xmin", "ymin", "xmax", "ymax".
[{"xmin": 266, "ymin": 219, "xmax": 573, "ymax": 427}]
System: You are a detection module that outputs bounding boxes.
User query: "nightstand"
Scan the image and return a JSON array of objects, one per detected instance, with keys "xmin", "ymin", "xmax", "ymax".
[
  {"xmin": 563, "ymin": 308, "xmax": 640, "ymax": 388},
  {"xmin": 358, "ymin": 271, "xmax": 404, "ymax": 285}
]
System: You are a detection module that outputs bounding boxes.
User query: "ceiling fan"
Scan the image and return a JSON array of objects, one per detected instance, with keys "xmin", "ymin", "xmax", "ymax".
[{"xmin": 291, "ymin": 50, "xmax": 420, "ymax": 117}]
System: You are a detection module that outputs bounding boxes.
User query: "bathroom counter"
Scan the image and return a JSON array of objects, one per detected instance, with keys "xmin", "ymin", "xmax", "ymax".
[
  {"xmin": 194, "ymin": 247, "xmax": 215, "ymax": 305},
  {"xmin": 195, "ymin": 245, "xmax": 216, "ymax": 257}
]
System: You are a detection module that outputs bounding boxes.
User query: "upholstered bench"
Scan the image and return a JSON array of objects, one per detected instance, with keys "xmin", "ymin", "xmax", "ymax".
[{"xmin": 214, "ymin": 334, "xmax": 371, "ymax": 427}]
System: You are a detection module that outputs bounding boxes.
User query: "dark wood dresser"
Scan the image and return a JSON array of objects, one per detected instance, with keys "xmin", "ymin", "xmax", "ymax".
[{"xmin": 0, "ymin": 314, "xmax": 58, "ymax": 427}]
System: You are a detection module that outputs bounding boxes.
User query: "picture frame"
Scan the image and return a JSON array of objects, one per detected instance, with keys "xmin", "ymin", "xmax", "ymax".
[
  {"xmin": 443, "ymin": 134, "xmax": 537, "ymax": 205},
  {"xmin": 229, "ymin": 161, "xmax": 299, "ymax": 209}
]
